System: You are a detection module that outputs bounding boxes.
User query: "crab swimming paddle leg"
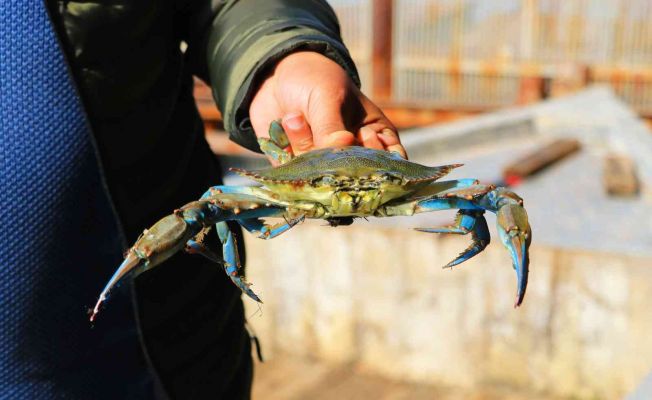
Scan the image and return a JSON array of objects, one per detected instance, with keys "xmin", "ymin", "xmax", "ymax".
[{"xmin": 257, "ymin": 119, "xmax": 293, "ymax": 165}]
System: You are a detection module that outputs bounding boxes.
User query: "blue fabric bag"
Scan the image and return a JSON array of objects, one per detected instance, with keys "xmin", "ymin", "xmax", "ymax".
[{"xmin": 0, "ymin": 1, "xmax": 153, "ymax": 398}]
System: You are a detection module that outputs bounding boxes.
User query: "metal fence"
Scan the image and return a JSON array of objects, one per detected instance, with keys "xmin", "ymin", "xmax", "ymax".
[
  {"xmin": 328, "ymin": 0, "xmax": 374, "ymax": 91},
  {"xmin": 328, "ymin": 0, "xmax": 652, "ymax": 114},
  {"xmin": 392, "ymin": 0, "xmax": 524, "ymax": 107},
  {"xmin": 531, "ymin": 0, "xmax": 652, "ymax": 65}
]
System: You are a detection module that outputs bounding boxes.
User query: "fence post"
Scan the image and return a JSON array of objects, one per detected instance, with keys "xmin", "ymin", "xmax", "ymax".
[{"xmin": 372, "ymin": 0, "xmax": 393, "ymax": 102}]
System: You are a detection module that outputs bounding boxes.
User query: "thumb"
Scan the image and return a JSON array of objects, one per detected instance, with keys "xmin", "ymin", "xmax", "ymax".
[{"xmin": 307, "ymin": 97, "xmax": 356, "ymax": 148}]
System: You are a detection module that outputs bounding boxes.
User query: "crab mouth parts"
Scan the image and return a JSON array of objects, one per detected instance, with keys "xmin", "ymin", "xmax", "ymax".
[{"xmin": 330, "ymin": 188, "xmax": 384, "ymax": 215}]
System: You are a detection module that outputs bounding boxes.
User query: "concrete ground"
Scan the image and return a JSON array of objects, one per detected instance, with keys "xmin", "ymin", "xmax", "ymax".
[{"xmin": 252, "ymin": 355, "xmax": 563, "ymax": 400}]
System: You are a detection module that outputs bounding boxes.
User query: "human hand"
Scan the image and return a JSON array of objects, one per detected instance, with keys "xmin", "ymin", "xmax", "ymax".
[{"xmin": 249, "ymin": 51, "xmax": 407, "ymax": 164}]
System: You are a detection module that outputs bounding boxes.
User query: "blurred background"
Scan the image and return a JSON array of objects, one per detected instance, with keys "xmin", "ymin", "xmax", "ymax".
[{"xmin": 195, "ymin": 1, "xmax": 652, "ymax": 399}]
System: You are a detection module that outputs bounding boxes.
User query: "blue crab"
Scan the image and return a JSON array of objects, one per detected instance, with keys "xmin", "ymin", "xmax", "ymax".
[{"xmin": 90, "ymin": 121, "xmax": 531, "ymax": 321}]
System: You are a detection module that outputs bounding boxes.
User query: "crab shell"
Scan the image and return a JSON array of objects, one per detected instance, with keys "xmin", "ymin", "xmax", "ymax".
[{"xmin": 231, "ymin": 147, "xmax": 461, "ymax": 216}]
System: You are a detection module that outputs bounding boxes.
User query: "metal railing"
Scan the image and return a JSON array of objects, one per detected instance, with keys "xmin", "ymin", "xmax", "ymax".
[
  {"xmin": 328, "ymin": 0, "xmax": 652, "ymax": 115},
  {"xmin": 328, "ymin": 0, "xmax": 374, "ymax": 91}
]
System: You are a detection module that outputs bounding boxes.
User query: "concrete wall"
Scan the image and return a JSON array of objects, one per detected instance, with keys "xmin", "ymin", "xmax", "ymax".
[{"xmin": 243, "ymin": 221, "xmax": 652, "ymax": 399}]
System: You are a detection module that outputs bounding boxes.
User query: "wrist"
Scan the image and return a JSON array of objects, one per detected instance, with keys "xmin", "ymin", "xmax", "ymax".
[{"xmin": 274, "ymin": 51, "xmax": 339, "ymax": 71}]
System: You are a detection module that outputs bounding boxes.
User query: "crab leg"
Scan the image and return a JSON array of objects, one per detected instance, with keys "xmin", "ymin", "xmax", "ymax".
[
  {"xmin": 383, "ymin": 184, "xmax": 530, "ymax": 307},
  {"xmin": 188, "ymin": 213, "xmax": 299, "ymax": 303},
  {"xmin": 90, "ymin": 208, "xmax": 207, "ymax": 322},
  {"xmin": 239, "ymin": 215, "xmax": 305, "ymax": 239},
  {"xmin": 199, "ymin": 185, "xmax": 284, "ymax": 204},
  {"xmin": 215, "ymin": 221, "xmax": 263, "ymax": 303},
  {"xmin": 89, "ymin": 193, "xmax": 287, "ymax": 321},
  {"xmin": 416, "ymin": 210, "xmax": 490, "ymax": 269},
  {"xmin": 417, "ymin": 209, "xmax": 482, "ymax": 234},
  {"xmin": 257, "ymin": 119, "xmax": 293, "ymax": 165},
  {"xmin": 185, "ymin": 226, "xmax": 222, "ymax": 263},
  {"xmin": 409, "ymin": 178, "xmax": 480, "ymax": 199}
]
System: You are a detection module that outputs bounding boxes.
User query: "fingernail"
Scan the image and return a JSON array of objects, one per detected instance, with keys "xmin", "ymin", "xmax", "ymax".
[
  {"xmin": 382, "ymin": 128, "xmax": 396, "ymax": 137},
  {"xmin": 283, "ymin": 113, "xmax": 305, "ymax": 130},
  {"xmin": 388, "ymin": 144, "xmax": 408, "ymax": 159}
]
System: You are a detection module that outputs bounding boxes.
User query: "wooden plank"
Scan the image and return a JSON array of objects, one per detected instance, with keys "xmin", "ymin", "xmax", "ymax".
[
  {"xmin": 503, "ymin": 139, "xmax": 581, "ymax": 185},
  {"xmin": 603, "ymin": 154, "xmax": 640, "ymax": 196}
]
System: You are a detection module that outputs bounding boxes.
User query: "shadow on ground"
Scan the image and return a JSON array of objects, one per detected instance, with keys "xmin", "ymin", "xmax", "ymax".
[{"xmin": 253, "ymin": 354, "xmax": 565, "ymax": 400}]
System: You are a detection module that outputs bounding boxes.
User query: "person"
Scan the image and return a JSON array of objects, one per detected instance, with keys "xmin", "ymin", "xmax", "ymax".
[{"xmin": 1, "ymin": 1, "xmax": 405, "ymax": 399}]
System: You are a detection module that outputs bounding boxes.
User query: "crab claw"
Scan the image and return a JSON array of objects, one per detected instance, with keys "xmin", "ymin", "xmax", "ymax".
[
  {"xmin": 90, "ymin": 212, "xmax": 200, "ymax": 322},
  {"xmin": 90, "ymin": 252, "xmax": 142, "ymax": 322},
  {"xmin": 496, "ymin": 201, "xmax": 531, "ymax": 307}
]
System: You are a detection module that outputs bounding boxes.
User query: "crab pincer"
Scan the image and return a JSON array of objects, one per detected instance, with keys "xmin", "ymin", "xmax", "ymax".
[
  {"xmin": 410, "ymin": 183, "xmax": 531, "ymax": 307},
  {"xmin": 90, "ymin": 212, "xmax": 200, "ymax": 321},
  {"xmin": 496, "ymin": 200, "xmax": 531, "ymax": 307}
]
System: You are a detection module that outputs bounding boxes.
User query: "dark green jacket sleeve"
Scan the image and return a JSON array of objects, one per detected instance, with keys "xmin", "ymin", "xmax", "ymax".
[{"xmin": 191, "ymin": 0, "xmax": 360, "ymax": 152}]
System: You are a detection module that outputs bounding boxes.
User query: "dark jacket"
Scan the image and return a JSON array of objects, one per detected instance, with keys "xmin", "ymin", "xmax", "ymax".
[{"xmin": 45, "ymin": 1, "xmax": 358, "ymax": 398}]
